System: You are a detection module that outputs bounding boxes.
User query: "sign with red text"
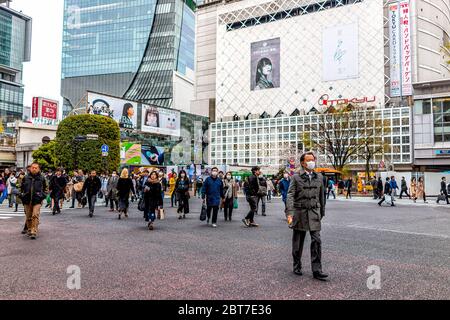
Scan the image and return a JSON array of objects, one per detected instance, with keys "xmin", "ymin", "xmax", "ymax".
[
  {"xmin": 31, "ymin": 97, "xmax": 59, "ymax": 120},
  {"xmin": 399, "ymin": 0, "xmax": 412, "ymax": 96}
]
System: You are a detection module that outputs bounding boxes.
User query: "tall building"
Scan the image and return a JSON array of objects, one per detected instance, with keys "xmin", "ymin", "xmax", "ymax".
[
  {"xmin": 61, "ymin": 0, "xmax": 196, "ymax": 117},
  {"xmin": 0, "ymin": 1, "xmax": 31, "ymax": 128},
  {"xmin": 195, "ymin": 0, "xmax": 450, "ymax": 172}
]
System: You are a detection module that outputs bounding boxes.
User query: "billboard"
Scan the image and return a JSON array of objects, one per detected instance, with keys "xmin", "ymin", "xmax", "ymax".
[
  {"xmin": 120, "ymin": 143, "xmax": 141, "ymax": 165},
  {"xmin": 389, "ymin": 3, "xmax": 402, "ymax": 97},
  {"xmin": 87, "ymin": 92, "xmax": 138, "ymax": 130},
  {"xmin": 399, "ymin": 0, "xmax": 412, "ymax": 96},
  {"xmin": 141, "ymin": 145, "xmax": 165, "ymax": 166},
  {"xmin": 323, "ymin": 23, "xmax": 359, "ymax": 81},
  {"xmin": 31, "ymin": 97, "xmax": 59, "ymax": 120},
  {"xmin": 250, "ymin": 38, "xmax": 280, "ymax": 91},
  {"xmin": 141, "ymin": 104, "xmax": 181, "ymax": 137}
]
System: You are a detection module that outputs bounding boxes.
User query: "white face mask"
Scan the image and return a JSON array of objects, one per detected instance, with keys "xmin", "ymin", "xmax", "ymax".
[
  {"xmin": 211, "ymin": 171, "xmax": 218, "ymax": 177},
  {"xmin": 284, "ymin": 174, "xmax": 289, "ymax": 179},
  {"xmin": 306, "ymin": 161, "xmax": 316, "ymax": 170},
  {"xmin": 226, "ymin": 175, "xmax": 231, "ymax": 180}
]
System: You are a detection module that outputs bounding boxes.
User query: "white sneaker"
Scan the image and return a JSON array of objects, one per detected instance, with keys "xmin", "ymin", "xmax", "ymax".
[{"xmin": 212, "ymin": 224, "xmax": 217, "ymax": 228}]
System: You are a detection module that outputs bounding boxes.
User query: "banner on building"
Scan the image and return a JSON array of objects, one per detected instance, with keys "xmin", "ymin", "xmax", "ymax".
[
  {"xmin": 31, "ymin": 97, "xmax": 59, "ymax": 120},
  {"xmin": 120, "ymin": 142, "xmax": 142, "ymax": 165},
  {"xmin": 141, "ymin": 145, "xmax": 165, "ymax": 166},
  {"xmin": 399, "ymin": 0, "xmax": 413, "ymax": 96},
  {"xmin": 141, "ymin": 104, "xmax": 181, "ymax": 137},
  {"xmin": 323, "ymin": 22, "xmax": 359, "ymax": 81},
  {"xmin": 250, "ymin": 38, "xmax": 280, "ymax": 91},
  {"xmin": 87, "ymin": 92, "xmax": 138, "ymax": 130},
  {"xmin": 389, "ymin": 3, "xmax": 402, "ymax": 97}
]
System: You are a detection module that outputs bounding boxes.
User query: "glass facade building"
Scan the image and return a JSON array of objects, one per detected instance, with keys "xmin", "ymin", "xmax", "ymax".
[
  {"xmin": 0, "ymin": 5, "xmax": 31, "ymax": 130},
  {"xmin": 61, "ymin": 0, "xmax": 196, "ymax": 116}
]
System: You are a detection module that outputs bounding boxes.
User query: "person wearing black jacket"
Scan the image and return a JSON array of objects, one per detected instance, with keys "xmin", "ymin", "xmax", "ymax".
[
  {"xmin": 437, "ymin": 177, "xmax": 449, "ymax": 204},
  {"xmin": 81, "ymin": 170, "xmax": 102, "ymax": 217},
  {"xmin": 376, "ymin": 177, "xmax": 383, "ymax": 199},
  {"xmin": 117, "ymin": 168, "xmax": 136, "ymax": 219},
  {"xmin": 19, "ymin": 162, "xmax": 48, "ymax": 239},
  {"xmin": 143, "ymin": 171, "xmax": 163, "ymax": 230},
  {"xmin": 175, "ymin": 169, "xmax": 190, "ymax": 219},
  {"xmin": 242, "ymin": 166, "xmax": 261, "ymax": 227},
  {"xmin": 49, "ymin": 168, "xmax": 68, "ymax": 215},
  {"xmin": 378, "ymin": 177, "xmax": 395, "ymax": 207}
]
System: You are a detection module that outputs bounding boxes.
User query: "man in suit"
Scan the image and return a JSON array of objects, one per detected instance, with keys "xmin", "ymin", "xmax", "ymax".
[
  {"xmin": 286, "ymin": 152, "xmax": 328, "ymax": 281},
  {"xmin": 437, "ymin": 177, "xmax": 449, "ymax": 204}
]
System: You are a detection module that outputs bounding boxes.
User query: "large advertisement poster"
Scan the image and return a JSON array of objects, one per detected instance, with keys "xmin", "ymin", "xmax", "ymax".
[
  {"xmin": 120, "ymin": 143, "xmax": 141, "ymax": 165},
  {"xmin": 141, "ymin": 145, "xmax": 165, "ymax": 166},
  {"xmin": 399, "ymin": 0, "xmax": 412, "ymax": 96},
  {"xmin": 87, "ymin": 92, "xmax": 138, "ymax": 130},
  {"xmin": 389, "ymin": 3, "xmax": 402, "ymax": 97},
  {"xmin": 322, "ymin": 23, "xmax": 359, "ymax": 81},
  {"xmin": 141, "ymin": 104, "xmax": 181, "ymax": 137},
  {"xmin": 250, "ymin": 38, "xmax": 280, "ymax": 91}
]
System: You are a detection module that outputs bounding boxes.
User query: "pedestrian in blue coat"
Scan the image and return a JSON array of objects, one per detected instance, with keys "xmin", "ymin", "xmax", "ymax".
[
  {"xmin": 279, "ymin": 172, "xmax": 290, "ymax": 208},
  {"xmin": 201, "ymin": 167, "xmax": 224, "ymax": 228}
]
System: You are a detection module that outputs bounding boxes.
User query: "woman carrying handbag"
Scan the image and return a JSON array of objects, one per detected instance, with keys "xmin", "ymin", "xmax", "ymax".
[
  {"xmin": 143, "ymin": 171, "xmax": 163, "ymax": 230},
  {"xmin": 222, "ymin": 172, "xmax": 237, "ymax": 221},
  {"xmin": 116, "ymin": 168, "xmax": 136, "ymax": 219},
  {"xmin": 175, "ymin": 170, "xmax": 190, "ymax": 219}
]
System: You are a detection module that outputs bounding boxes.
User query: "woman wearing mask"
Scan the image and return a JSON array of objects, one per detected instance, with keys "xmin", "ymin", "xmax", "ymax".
[
  {"xmin": 416, "ymin": 177, "xmax": 427, "ymax": 203},
  {"xmin": 410, "ymin": 177, "xmax": 417, "ymax": 202},
  {"xmin": 7, "ymin": 172, "xmax": 18, "ymax": 209},
  {"xmin": 222, "ymin": 172, "xmax": 237, "ymax": 221},
  {"xmin": 169, "ymin": 173, "xmax": 177, "ymax": 207},
  {"xmin": 116, "ymin": 168, "xmax": 136, "ymax": 219},
  {"xmin": 175, "ymin": 170, "xmax": 190, "ymax": 219},
  {"xmin": 143, "ymin": 171, "xmax": 163, "ymax": 230}
]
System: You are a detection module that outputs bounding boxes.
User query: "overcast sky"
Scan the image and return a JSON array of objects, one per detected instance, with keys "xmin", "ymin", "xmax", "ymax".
[{"xmin": 11, "ymin": 0, "xmax": 64, "ymax": 111}]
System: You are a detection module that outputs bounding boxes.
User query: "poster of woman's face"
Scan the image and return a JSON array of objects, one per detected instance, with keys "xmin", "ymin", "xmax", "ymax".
[
  {"xmin": 141, "ymin": 104, "xmax": 181, "ymax": 137},
  {"xmin": 250, "ymin": 38, "xmax": 280, "ymax": 91},
  {"xmin": 144, "ymin": 107, "xmax": 159, "ymax": 128}
]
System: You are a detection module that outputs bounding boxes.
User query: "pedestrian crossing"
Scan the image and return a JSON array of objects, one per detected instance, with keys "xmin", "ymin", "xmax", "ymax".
[{"xmin": 0, "ymin": 205, "xmax": 53, "ymax": 220}]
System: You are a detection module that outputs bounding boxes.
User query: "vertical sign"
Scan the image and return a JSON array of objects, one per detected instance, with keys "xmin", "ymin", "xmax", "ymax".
[
  {"xmin": 400, "ymin": 0, "xmax": 412, "ymax": 96},
  {"xmin": 32, "ymin": 97, "xmax": 39, "ymax": 118},
  {"xmin": 389, "ymin": 3, "xmax": 401, "ymax": 97}
]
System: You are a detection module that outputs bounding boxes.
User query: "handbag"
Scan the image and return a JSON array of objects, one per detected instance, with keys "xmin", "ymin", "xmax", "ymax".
[
  {"xmin": 157, "ymin": 208, "xmax": 165, "ymax": 220},
  {"xmin": 137, "ymin": 198, "xmax": 145, "ymax": 212},
  {"xmin": 256, "ymin": 178, "xmax": 267, "ymax": 197},
  {"xmin": 73, "ymin": 182, "xmax": 84, "ymax": 193},
  {"xmin": 200, "ymin": 202, "xmax": 207, "ymax": 221},
  {"xmin": 233, "ymin": 198, "xmax": 238, "ymax": 209}
]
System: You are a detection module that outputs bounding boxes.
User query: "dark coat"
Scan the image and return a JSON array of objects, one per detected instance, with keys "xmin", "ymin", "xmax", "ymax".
[
  {"xmin": 286, "ymin": 170, "xmax": 325, "ymax": 232},
  {"xmin": 20, "ymin": 173, "xmax": 49, "ymax": 205},
  {"xmin": 201, "ymin": 176, "xmax": 224, "ymax": 206},
  {"xmin": 143, "ymin": 180, "xmax": 163, "ymax": 211},
  {"xmin": 246, "ymin": 175, "xmax": 260, "ymax": 197},
  {"xmin": 401, "ymin": 179, "xmax": 408, "ymax": 191},
  {"xmin": 279, "ymin": 178, "xmax": 290, "ymax": 202},
  {"xmin": 441, "ymin": 181, "xmax": 448, "ymax": 194},
  {"xmin": 82, "ymin": 176, "xmax": 101, "ymax": 196},
  {"xmin": 384, "ymin": 181, "xmax": 392, "ymax": 195},
  {"xmin": 116, "ymin": 178, "xmax": 135, "ymax": 199},
  {"xmin": 49, "ymin": 175, "xmax": 68, "ymax": 198}
]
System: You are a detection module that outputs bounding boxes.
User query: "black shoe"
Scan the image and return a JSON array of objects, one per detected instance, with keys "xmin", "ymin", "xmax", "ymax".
[
  {"xmin": 69, "ymin": 206, "xmax": 74, "ymax": 208},
  {"xmin": 89, "ymin": 212, "xmax": 93, "ymax": 218},
  {"xmin": 293, "ymin": 268, "xmax": 303, "ymax": 276},
  {"xmin": 313, "ymin": 271, "xmax": 328, "ymax": 281},
  {"xmin": 21, "ymin": 228, "xmax": 27, "ymax": 235},
  {"xmin": 52, "ymin": 211, "xmax": 56, "ymax": 215},
  {"xmin": 242, "ymin": 218, "xmax": 249, "ymax": 227},
  {"xmin": 262, "ymin": 213, "xmax": 267, "ymax": 216},
  {"xmin": 30, "ymin": 234, "xmax": 37, "ymax": 240}
]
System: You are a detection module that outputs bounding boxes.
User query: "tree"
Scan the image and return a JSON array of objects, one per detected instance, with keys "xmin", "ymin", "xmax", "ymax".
[
  {"xmin": 55, "ymin": 114, "xmax": 120, "ymax": 173},
  {"xmin": 305, "ymin": 105, "xmax": 387, "ymax": 176},
  {"xmin": 32, "ymin": 141, "xmax": 57, "ymax": 172}
]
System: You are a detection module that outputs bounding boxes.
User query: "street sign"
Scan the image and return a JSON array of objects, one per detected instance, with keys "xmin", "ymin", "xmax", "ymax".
[
  {"xmin": 74, "ymin": 135, "xmax": 87, "ymax": 142},
  {"xmin": 86, "ymin": 134, "xmax": 99, "ymax": 140},
  {"xmin": 101, "ymin": 144, "xmax": 109, "ymax": 153},
  {"xmin": 102, "ymin": 152, "xmax": 108, "ymax": 157}
]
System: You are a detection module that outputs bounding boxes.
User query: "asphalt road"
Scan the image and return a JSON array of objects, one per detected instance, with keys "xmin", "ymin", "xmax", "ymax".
[{"xmin": 0, "ymin": 196, "xmax": 449, "ymax": 300}]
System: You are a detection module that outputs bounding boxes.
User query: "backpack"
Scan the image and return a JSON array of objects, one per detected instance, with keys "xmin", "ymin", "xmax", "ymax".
[{"xmin": 257, "ymin": 177, "xmax": 267, "ymax": 197}]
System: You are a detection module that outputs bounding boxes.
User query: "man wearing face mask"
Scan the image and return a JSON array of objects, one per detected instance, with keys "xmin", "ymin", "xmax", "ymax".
[
  {"xmin": 286, "ymin": 152, "xmax": 328, "ymax": 281},
  {"xmin": 242, "ymin": 166, "xmax": 261, "ymax": 227},
  {"xmin": 201, "ymin": 167, "xmax": 224, "ymax": 228}
]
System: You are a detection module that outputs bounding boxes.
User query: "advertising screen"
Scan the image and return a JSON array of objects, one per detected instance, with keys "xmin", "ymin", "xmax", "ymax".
[
  {"xmin": 87, "ymin": 92, "xmax": 138, "ymax": 130},
  {"xmin": 141, "ymin": 104, "xmax": 181, "ymax": 137},
  {"xmin": 120, "ymin": 143, "xmax": 142, "ymax": 165},
  {"xmin": 250, "ymin": 38, "xmax": 280, "ymax": 91},
  {"xmin": 140, "ymin": 145, "xmax": 165, "ymax": 166}
]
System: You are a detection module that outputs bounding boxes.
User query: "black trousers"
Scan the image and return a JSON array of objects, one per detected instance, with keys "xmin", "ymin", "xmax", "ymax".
[
  {"xmin": 437, "ymin": 191, "xmax": 450, "ymax": 204},
  {"xmin": 223, "ymin": 197, "xmax": 234, "ymax": 220},
  {"xmin": 171, "ymin": 192, "xmax": 178, "ymax": 207},
  {"xmin": 292, "ymin": 230, "xmax": 322, "ymax": 273},
  {"xmin": 177, "ymin": 193, "xmax": 189, "ymax": 214},
  {"xmin": 245, "ymin": 196, "xmax": 258, "ymax": 222},
  {"xmin": 346, "ymin": 189, "xmax": 352, "ymax": 199},
  {"xmin": 399, "ymin": 189, "xmax": 410, "ymax": 199},
  {"xmin": 207, "ymin": 205, "xmax": 219, "ymax": 224},
  {"xmin": 52, "ymin": 194, "xmax": 62, "ymax": 213}
]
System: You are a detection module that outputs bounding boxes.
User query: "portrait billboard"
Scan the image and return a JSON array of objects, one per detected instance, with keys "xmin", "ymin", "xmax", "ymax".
[
  {"xmin": 120, "ymin": 143, "xmax": 141, "ymax": 165},
  {"xmin": 250, "ymin": 38, "xmax": 280, "ymax": 91},
  {"xmin": 141, "ymin": 104, "xmax": 181, "ymax": 137},
  {"xmin": 141, "ymin": 145, "xmax": 165, "ymax": 166},
  {"xmin": 87, "ymin": 92, "xmax": 138, "ymax": 130},
  {"xmin": 322, "ymin": 23, "xmax": 359, "ymax": 81}
]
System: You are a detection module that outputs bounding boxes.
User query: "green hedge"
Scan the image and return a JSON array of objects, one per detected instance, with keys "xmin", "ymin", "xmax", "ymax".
[
  {"xmin": 55, "ymin": 114, "xmax": 120, "ymax": 173},
  {"xmin": 32, "ymin": 140, "xmax": 58, "ymax": 172}
]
